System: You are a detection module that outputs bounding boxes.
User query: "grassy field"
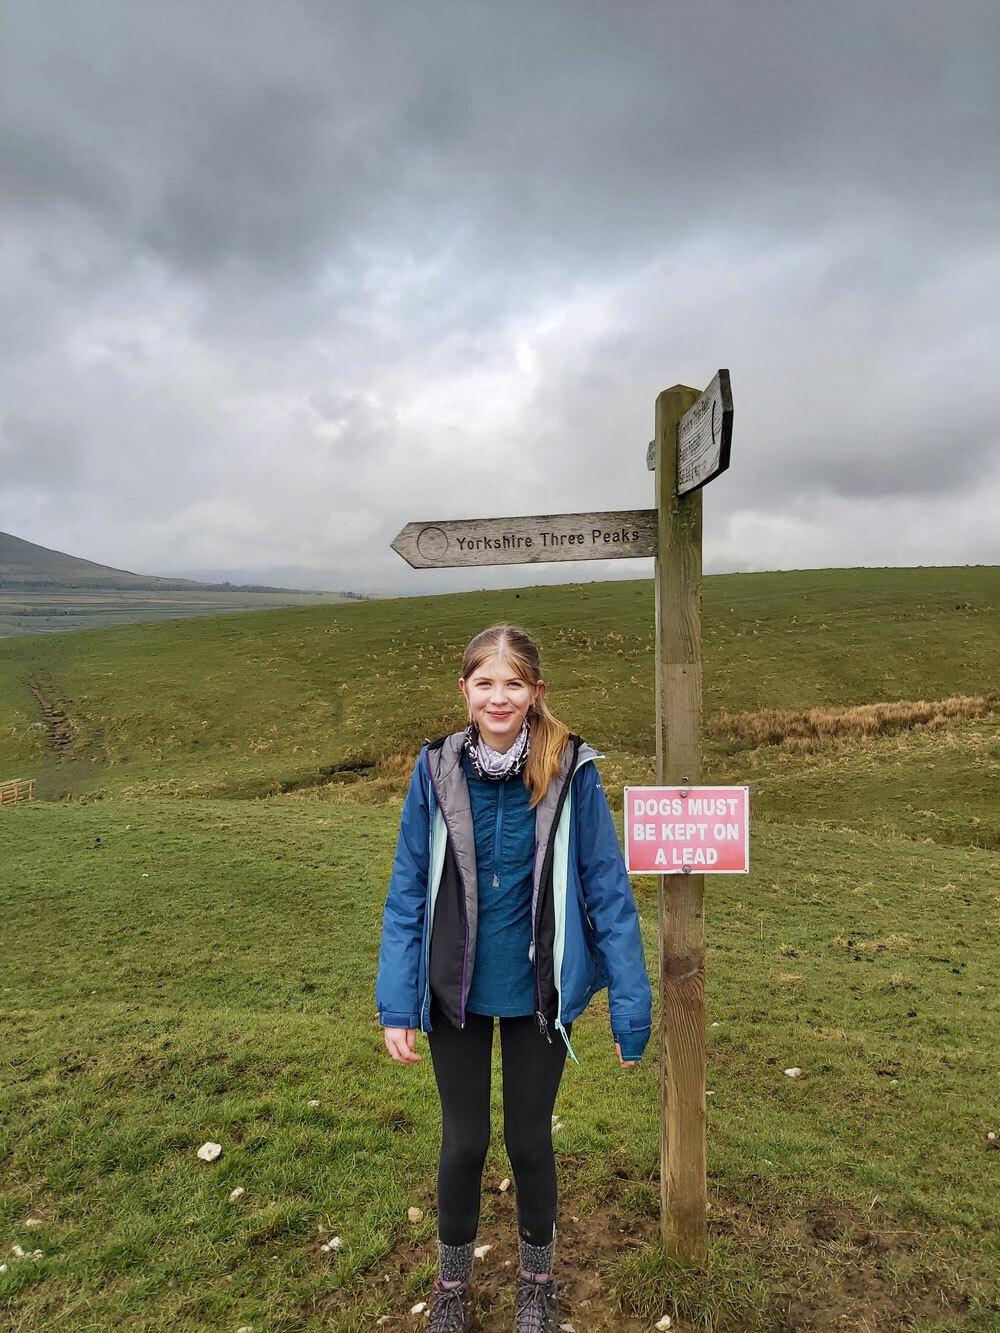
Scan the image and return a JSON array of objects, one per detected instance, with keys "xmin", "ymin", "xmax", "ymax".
[{"xmin": 1, "ymin": 566, "xmax": 999, "ymax": 1331}]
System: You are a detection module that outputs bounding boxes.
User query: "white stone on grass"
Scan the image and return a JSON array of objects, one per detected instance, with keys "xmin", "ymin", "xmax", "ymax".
[
  {"xmin": 407, "ymin": 1206, "xmax": 423, "ymax": 1223},
  {"xmin": 308, "ymin": 1099, "xmax": 321, "ymax": 1108},
  {"xmin": 473, "ymin": 1244, "xmax": 491, "ymax": 1259},
  {"xmin": 197, "ymin": 1142, "xmax": 223, "ymax": 1162},
  {"xmin": 655, "ymin": 1316, "xmax": 673, "ymax": 1330},
  {"xmin": 228, "ymin": 1187, "xmax": 245, "ymax": 1203},
  {"xmin": 783, "ymin": 1068, "xmax": 802, "ymax": 1078},
  {"xmin": 23, "ymin": 1218, "xmax": 43, "ymax": 1228},
  {"xmin": 410, "ymin": 1300, "xmax": 427, "ymax": 1314},
  {"xmin": 499, "ymin": 1177, "xmax": 511, "ymax": 1192}
]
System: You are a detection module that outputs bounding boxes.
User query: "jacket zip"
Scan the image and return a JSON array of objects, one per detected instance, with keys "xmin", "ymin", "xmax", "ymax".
[
  {"xmin": 533, "ymin": 835, "xmax": 548, "ymax": 1040},
  {"xmin": 532, "ymin": 737, "xmax": 582, "ymax": 1041}
]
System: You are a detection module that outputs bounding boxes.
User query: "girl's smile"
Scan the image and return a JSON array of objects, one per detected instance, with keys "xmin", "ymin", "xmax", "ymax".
[{"xmin": 459, "ymin": 652, "xmax": 544, "ymax": 752}]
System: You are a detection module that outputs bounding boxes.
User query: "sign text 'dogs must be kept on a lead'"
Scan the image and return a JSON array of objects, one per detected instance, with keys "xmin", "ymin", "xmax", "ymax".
[{"xmin": 624, "ymin": 786, "xmax": 749, "ymax": 874}]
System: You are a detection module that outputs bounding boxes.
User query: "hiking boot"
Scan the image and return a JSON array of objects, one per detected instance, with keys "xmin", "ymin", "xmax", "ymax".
[
  {"xmin": 427, "ymin": 1278, "xmax": 474, "ymax": 1332},
  {"xmin": 514, "ymin": 1272, "xmax": 559, "ymax": 1332}
]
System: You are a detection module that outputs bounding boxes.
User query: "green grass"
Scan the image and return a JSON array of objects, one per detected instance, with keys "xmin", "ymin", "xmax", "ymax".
[
  {"xmin": 2, "ymin": 565, "xmax": 999, "ymax": 1330},
  {"xmin": 3, "ymin": 802, "xmax": 999, "ymax": 1330},
  {"xmin": 1, "ymin": 566, "xmax": 997, "ymax": 802}
]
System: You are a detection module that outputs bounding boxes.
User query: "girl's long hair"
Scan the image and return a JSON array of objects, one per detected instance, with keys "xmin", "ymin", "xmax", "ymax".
[{"xmin": 461, "ymin": 625, "xmax": 570, "ymax": 807}]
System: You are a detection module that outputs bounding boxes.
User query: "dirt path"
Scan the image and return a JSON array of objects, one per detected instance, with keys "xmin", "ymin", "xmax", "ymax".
[
  {"xmin": 25, "ymin": 679, "xmax": 78, "ymax": 758},
  {"xmin": 23, "ymin": 677, "xmax": 106, "ymax": 800}
]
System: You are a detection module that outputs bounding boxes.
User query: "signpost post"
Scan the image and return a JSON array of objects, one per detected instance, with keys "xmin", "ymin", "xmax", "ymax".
[
  {"xmin": 654, "ymin": 383, "xmax": 706, "ymax": 1260},
  {"xmin": 392, "ymin": 369, "xmax": 736, "ymax": 1266}
]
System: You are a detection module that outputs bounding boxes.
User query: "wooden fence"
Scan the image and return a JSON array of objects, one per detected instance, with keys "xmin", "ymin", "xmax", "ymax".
[{"xmin": 0, "ymin": 778, "xmax": 35, "ymax": 806}]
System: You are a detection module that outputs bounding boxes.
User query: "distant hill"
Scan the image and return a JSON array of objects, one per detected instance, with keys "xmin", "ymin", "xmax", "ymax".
[
  {"xmin": 0, "ymin": 530, "xmax": 370, "ymax": 639},
  {"xmin": 0, "ymin": 530, "xmax": 313, "ymax": 594}
]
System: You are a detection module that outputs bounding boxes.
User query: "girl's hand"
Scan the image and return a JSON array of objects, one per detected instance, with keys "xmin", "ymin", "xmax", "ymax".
[
  {"xmin": 615, "ymin": 1042, "xmax": 636, "ymax": 1069},
  {"xmin": 384, "ymin": 1027, "xmax": 422, "ymax": 1064}
]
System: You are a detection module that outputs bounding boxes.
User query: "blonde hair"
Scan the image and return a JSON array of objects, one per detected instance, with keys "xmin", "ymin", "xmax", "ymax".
[{"xmin": 461, "ymin": 625, "xmax": 570, "ymax": 807}]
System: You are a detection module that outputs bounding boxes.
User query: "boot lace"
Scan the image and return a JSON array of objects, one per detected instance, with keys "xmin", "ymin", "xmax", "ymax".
[
  {"xmin": 427, "ymin": 1281, "xmax": 470, "ymax": 1332},
  {"xmin": 515, "ymin": 1275, "xmax": 557, "ymax": 1333}
]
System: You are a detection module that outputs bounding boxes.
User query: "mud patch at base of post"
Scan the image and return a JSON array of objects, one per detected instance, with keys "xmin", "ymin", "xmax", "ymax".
[{"xmin": 308, "ymin": 1179, "xmax": 989, "ymax": 1331}]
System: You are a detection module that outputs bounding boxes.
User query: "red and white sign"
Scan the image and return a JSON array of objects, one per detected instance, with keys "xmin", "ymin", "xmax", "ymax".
[{"xmin": 624, "ymin": 786, "xmax": 749, "ymax": 874}]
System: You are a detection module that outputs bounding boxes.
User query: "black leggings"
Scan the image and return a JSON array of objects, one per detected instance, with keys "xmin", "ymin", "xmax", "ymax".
[{"xmin": 427, "ymin": 1003, "xmax": 570, "ymax": 1246}]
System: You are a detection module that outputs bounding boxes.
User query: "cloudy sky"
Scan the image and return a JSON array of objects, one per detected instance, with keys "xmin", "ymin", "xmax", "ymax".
[{"xmin": 3, "ymin": 1, "xmax": 998, "ymax": 593}]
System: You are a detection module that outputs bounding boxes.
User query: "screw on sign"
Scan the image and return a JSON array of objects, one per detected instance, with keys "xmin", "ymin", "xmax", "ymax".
[{"xmin": 391, "ymin": 368, "xmax": 735, "ymax": 1263}]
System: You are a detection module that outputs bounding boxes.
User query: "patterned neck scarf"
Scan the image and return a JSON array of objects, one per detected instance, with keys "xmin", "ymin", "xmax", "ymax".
[{"xmin": 463, "ymin": 720, "xmax": 530, "ymax": 780}]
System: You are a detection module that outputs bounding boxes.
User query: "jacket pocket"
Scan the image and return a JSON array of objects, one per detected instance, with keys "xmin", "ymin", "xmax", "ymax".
[
  {"xmin": 558, "ymin": 896, "xmax": 600, "ymax": 1016},
  {"xmin": 583, "ymin": 909, "xmax": 609, "ymax": 989}
]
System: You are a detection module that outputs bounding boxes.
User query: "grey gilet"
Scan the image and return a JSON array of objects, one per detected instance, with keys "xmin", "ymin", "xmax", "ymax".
[{"xmin": 424, "ymin": 732, "xmax": 600, "ymax": 1007}]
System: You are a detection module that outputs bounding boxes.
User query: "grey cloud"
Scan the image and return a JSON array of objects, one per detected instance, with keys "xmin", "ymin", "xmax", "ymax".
[
  {"xmin": 1, "ymin": 415, "xmax": 86, "ymax": 492},
  {"xmin": 8, "ymin": 2, "xmax": 999, "ymax": 281},
  {"xmin": 1, "ymin": 0, "xmax": 998, "ymax": 591}
]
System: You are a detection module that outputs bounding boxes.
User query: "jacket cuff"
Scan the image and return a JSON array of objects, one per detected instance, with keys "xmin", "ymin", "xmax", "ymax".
[
  {"xmin": 614, "ymin": 1027, "xmax": 651, "ymax": 1061},
  {"xmin": 613, "ymin": 1014, "xmax": 653, "ymax": 1032},
  {"xmin": 379, "ymin": 1010, "xmax": 420, "ymax": 1028}
]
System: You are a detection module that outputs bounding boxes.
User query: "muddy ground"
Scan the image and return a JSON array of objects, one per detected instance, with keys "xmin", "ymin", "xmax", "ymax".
[{"xmin": 315, "ymin": 1175, "xmax": 983, "ymax": 1332}]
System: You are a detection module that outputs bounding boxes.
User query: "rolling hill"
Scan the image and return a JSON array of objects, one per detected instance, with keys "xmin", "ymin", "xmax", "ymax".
[
  {"xmin": 0, "ymin": 529, "xmax": 299, "ymax": 591},
  {"xmin": 0, "ymin": 530, "xmax": 362, "ymax": 638}
]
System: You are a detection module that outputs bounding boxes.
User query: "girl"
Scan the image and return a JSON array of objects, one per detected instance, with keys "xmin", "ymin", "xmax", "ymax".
[{"xmin": 376, "ymin": 625, "xmax": 651, "ymax": 1332}]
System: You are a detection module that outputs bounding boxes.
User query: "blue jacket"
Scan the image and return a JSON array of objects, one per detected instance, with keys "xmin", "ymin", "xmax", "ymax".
[{"xmin": 376, "ymin": 731, "xmax": 652, "ymax": 1061}]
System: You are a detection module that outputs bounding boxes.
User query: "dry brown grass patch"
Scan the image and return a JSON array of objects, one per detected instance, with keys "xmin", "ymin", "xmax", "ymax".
[{"xmin": 707, "ymin": 695, "xmax": 993, "ymax": 750}]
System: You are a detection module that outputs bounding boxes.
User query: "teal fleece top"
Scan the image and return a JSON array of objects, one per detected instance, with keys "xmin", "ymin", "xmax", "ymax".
[{"xmin": 463, "ymin": 755, "xmax": 537, "ymax": 1017}]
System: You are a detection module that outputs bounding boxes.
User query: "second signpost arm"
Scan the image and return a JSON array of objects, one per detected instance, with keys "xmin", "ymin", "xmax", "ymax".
[{"xmin": 653, "ymin": 383, "xmax": 708, "ymax": 1262}]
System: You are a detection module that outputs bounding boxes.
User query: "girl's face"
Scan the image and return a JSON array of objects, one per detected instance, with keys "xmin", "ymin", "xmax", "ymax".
[{"xmin": 459, "ymin": 652, "xmax": 543, "ymax": 752}]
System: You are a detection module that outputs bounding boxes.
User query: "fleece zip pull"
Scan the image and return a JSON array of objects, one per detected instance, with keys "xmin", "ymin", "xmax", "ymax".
[{"xmin": 492, "ymin": 781, "xmax": 504, "ymax": 888}]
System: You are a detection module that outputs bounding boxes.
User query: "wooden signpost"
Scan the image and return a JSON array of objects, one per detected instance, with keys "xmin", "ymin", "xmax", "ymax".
[
  {"xmin": 392, "ymin": 370, "xmax": 734, "ymax": 1265},
  {"xmin": 391, "ymin": 510, "xmax": 657, "ymax": 568}
]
